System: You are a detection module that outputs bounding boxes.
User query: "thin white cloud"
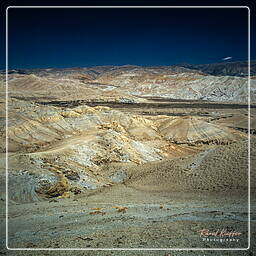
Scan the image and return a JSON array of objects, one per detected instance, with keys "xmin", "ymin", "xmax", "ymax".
[{"xmin": 222, "ymin": 56, "xmax": 232, "ymax": 61}]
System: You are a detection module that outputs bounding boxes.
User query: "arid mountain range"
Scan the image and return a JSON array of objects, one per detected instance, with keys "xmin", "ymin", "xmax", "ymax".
[
  {"xmin": 1, "ymin": 61, "xmax": 255, "ymax": 201},
  {"xmin": 0, "ymin": 61, "xmax": 255, "ymax": 251},
  {"xmin": 3, "ymin": 60, "xmax": 256, "ymax": 77},
  {"xmin": 1, "ymin": 61, "xmax": 256, "ymax": 104},
  {"xmin": 177, "ymin": 61, "xmax": 256, "ymax": 77}
]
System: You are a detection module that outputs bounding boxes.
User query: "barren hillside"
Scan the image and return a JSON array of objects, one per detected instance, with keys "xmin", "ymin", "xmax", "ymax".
[{"xmin": 0, "ymin": 63, "xmax": 255, "ymax": 251}]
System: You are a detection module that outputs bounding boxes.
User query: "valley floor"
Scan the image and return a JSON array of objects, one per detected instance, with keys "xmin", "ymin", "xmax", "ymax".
[{"xmin": 0, "ymin": 187, "xmax": 255, "ymax": 256}]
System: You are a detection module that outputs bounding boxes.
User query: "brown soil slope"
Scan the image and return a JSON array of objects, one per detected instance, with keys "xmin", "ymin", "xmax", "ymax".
[{"xmin": 126, "ymin": 138, "xmax": 254, "ymax": 192}]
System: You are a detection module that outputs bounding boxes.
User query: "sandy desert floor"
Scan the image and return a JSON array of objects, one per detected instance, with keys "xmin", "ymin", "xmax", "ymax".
[{"xmin": 0, "ymin": 188, "xmax": 255, "ymax": 255}]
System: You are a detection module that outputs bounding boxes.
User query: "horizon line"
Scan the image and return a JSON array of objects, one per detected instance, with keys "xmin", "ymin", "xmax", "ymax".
[{"xmin": 2, "ymin": 60, "xmax": 254, "ymax": 71}]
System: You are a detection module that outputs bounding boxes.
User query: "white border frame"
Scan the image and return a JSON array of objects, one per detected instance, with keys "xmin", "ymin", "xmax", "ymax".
[{"xmin": 5, "ymin": 5, "xmax": 251, "ymax": 251}]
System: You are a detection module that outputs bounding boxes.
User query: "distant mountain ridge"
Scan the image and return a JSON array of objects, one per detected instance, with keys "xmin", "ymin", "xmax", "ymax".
[
  {"xmin": 176, "ymin": 61, "xmax": 256, "ymax": 77},
  {"xmin": 2, "ymin": 61, "xmax": 255, "ymax": 77}
]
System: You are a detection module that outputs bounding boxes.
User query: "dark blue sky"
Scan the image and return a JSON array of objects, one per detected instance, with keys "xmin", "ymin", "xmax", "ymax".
[{"xmin": 5, "ymin": 7, "xmax": 250, "ymax": 69}]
